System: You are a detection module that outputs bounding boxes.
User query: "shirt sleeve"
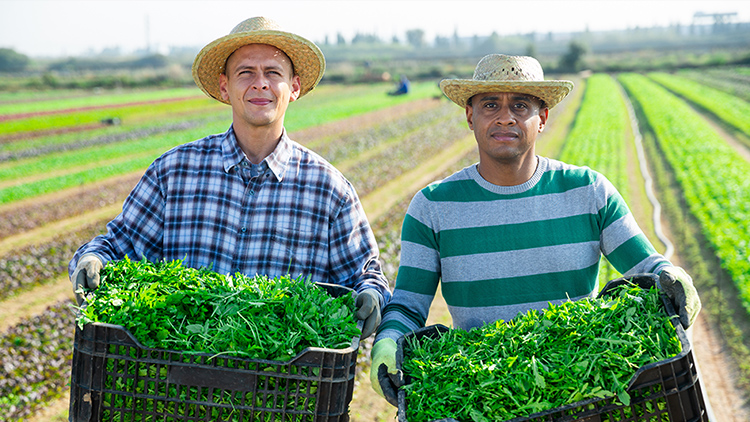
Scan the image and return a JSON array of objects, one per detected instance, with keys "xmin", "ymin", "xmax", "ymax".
[
  {"xmin": 327, "ymin": 183, "xmax": 391, "ymax": 304},
  {"xmin": 68, "ymin": 161, "xmax": 166, "ymax": 277}
]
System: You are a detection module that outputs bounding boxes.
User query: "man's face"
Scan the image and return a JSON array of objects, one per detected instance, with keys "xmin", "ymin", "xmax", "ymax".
[
  {"xmin": 219, "ymin": 44, "xmax": 301, "ymax": 131},
  {"xmin": 466, "ymin": 92, "xmax": 548, "ymax": 165}
]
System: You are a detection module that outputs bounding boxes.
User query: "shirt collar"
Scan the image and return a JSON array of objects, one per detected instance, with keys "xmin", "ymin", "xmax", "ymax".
[{"xmin": 221, "ymin": 126, "xmax": 291, "ymax": 182}]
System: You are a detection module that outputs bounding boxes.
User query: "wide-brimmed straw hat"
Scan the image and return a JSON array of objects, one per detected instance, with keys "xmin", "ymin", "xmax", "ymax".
[
  {"xmin": 440, "ymin": 54, "xmax": 573, "ymax": 109},
  {"xmin": 192, "ymin": 16, "xmax": 325, "ymax": 104}
]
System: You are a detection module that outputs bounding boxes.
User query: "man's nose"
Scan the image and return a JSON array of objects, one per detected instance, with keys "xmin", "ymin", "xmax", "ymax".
[
  {"xmin": 252, "ymin": 75, "xmax": 269, "ymax": 90},
  {"xmin": 495, "ymin": 106, "xmax": 516, "ymax": 125}
]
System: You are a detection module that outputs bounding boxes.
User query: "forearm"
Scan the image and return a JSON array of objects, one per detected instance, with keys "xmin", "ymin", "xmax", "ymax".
[{"xmin": 376, "ymin": 287, "xmax": 434, "ymax": 344}]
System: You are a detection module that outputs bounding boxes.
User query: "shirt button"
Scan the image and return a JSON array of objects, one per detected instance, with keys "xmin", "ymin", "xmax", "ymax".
[
  {"xmin": 249, "ymin": 190, "xmax": 255, "ymax": 196},
  {"xmin": 240, "ymin": 227, "xmax": 247, "ymax": 233}
]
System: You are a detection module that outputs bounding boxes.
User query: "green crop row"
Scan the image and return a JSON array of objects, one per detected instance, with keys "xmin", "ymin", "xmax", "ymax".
[
  {"xmin": 0, "ymin": 83, "xmax": 439, "ymax": 205},
  {"xmin": 559, "ymin": 74, "xmax": 630, "ymax": 200},
  {"xmin": 619, "ymin": 73, "xmax": 750, "ymax": 315},
  {"xmin": 558, "ymin": 74, "xmax": 632, "ymax": 286},
  {"xmin": 284, "ymin": 81, "xmax": 439, "ymax": 132},
  {"xmin": 0, "ymin": 82, "xmax": 436, "ymax": 141},
  {"xmin": 676, "ymin": 67, "xmax": 750, "ymax": 102},
  {"xmin": 0, "ymin": 120, "xmax": 231, "ymax": 205},
  {"xmin": 648, "ymin": 72, "xmax": 750, "ymax": 140},
  {"xmin": 0, "ymin": 87, "xmax": 203, "ymax": 116},
  {"xmin": 0, "ymin": 96, "xmax": 223, "ymax": 136}
]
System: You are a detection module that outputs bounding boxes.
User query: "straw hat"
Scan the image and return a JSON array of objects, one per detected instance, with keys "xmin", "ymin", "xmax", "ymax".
[
  {"xmin": 192, "ymin": 17, "xmax": 325, "ymax": 104},
  {"xmin": 440, "ymin": 54, "xmax": 573, "ymax": 109}
]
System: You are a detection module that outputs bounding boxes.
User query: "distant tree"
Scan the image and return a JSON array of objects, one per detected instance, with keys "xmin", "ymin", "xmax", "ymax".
[
  {"xmin": 352, "ymin": 33, "xmax": 381, "ymax": 44},
  {"xmin": 0, "ymin": 48, "xmax": 30, "ymax": 72},
  {"xmin": 336, "ymin": 33, "xmax": 346, "ymax": 46},
  {"xmin": 129, "ymin": 54, "xmax": 169, "ymax": 69},
  {"xmin": 558, "ymin": 40, "xmax": 588, "ymax": 72},
  {"xmin": 434, "ymin": 35, "xmax": 450, "ymax": 50},
  {"xmin": 405, "ymin": 29, "xmax": 425, "ymax": 48},
  {"xmin": 473, "ymin": 32, "xmax": 503, "ymax": 55},
  {"xmin": 526, "ymin": 43, "xmax": 538, "ymax": 58}
]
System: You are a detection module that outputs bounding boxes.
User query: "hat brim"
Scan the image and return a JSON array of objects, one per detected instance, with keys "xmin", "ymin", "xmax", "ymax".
[
  {"xmin": 440, "ymin": 79, "xmax": 573, "ymax": 109},
  {"xmin": 192, "ymin": 30, "xmax": 325, "ymax": 104}
]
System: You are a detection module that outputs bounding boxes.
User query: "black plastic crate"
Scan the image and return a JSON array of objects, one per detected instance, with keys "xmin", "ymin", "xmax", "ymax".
[
  {"xmin": 69, "ymin": 283, "xmax": 361, "ymax": 422},
  {"xmin": 396, "ymin": 274, "xmax": 708, "ymax": 422}
]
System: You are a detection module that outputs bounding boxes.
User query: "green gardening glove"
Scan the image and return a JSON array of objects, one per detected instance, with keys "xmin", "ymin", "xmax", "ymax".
[
  {"xmin": 659, "ymin": 266, "xmax": 701, "ymax": 329},
  {"xmin": 370, "ymin": 338, "xmax": 402, "ymax": 407}
]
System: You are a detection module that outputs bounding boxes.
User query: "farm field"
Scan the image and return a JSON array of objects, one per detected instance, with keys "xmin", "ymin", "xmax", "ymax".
[{"xmin": 1, "ymin": 68, "xmax": 750, "ymax": 422}]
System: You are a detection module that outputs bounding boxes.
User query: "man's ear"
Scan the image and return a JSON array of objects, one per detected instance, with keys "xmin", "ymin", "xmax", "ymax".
[
  {"xmin": 219, "ymin": 73, "xmax": 230, "ymax": 102},
  {"xmin": 289, "ymin": 74, "xmax": 302, "ymax": 102},
  {"xmin": 538, "ymin": 107, "xmax": 549, "ymax": 132},
  {"xmin": 466, "ymin": 105, "xmax": 474, "ymax": 130}
]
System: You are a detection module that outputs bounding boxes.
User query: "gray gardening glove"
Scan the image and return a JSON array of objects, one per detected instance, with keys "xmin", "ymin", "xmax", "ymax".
[
  {"xmin": 355, "ymin": 289, "xmax": 382, "ymax": 338},
  {"xmin": 659, "ymin": 266, "xmax": 701, "ymax": 329},
  {"xmin": 71, "ymin": 253, "xmax": 103, "ymax": 305}
]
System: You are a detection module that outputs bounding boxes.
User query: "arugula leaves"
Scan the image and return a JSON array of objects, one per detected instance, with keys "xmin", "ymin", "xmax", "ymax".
[
  {"xmin": 75, "ymin": 257, "xmax": 359, "ymax": 361},
  {"xmin": 401, "ymin": 282, "xmax": 682, "ymax": 421}
]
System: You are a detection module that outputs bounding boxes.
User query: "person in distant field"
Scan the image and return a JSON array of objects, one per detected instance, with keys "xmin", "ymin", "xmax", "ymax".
[
  {"xmin": 369, "ymin": 54, "xmax": 702, "ymax": 405},
  {"xmin": 389, "ymin": 74, "xmax": 410, "ymax": 95},
  {"xmin": 68, "ymin": 16, "xmax": 390, "ymax": 338}
]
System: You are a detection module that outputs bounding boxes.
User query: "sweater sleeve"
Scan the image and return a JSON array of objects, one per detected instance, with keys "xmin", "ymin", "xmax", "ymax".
[
  {"xmin": 375, "ymin": 190, "xmax": 440, "ymax": 344},
  {"xmin": 596, "ymin": 173, "xmax": 671, "ymax": 275}
]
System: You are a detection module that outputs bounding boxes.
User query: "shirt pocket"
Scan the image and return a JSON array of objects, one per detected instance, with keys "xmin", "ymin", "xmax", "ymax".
[{"xmin": 270, "ymin": 226, "xmax": 323, "ymax": 277}]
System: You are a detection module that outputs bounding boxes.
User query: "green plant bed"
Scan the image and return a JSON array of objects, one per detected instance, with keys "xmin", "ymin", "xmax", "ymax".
[
  {"xmin": 0, "ymin": 87, "xmax": 203, "ymax": 116},
  {"xmin": 619, "ymin": 73, "xmax": 750, "ymax": 317}
]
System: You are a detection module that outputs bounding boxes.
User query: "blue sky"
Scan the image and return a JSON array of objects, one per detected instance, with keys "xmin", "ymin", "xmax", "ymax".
[{"xmin": 2, "ymin": 0, "xmax": 749, "ymax": 58}]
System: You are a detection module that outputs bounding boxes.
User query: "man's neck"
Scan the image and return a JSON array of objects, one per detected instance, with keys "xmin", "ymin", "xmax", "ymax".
[
  {"xmin": 233, "ymin": 124, "xmax": 283, "ymax": 164},
  {"xmin": 477, "ymin": 154, "xmax": 538, "ymax": 186}
]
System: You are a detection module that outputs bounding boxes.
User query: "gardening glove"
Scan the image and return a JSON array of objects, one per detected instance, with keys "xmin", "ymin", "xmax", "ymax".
[
  {"xmin": 71, "ymin": 253, "xmax": 103, "ymax": 305},
  {"xmin": 355, "ymin": 288, "xmax": 381, "ymax": 338},
  {"xmin": 370, "ymin": 338, "xmax": 402, "ymax": 407},
  {"xmin": 659, "ymin": 266, "xmax": 701, "ymax": 329}
]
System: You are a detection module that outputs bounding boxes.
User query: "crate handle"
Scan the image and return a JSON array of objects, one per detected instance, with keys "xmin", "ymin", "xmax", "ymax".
[{"xmin": 169, "ymin": 365, "xmax": 257, "ymax": 391}]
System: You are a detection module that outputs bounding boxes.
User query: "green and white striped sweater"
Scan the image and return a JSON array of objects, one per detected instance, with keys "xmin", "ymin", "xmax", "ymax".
[{"xmin": 376, "ymin": 156, "xmax": 671, "ymax": 343}]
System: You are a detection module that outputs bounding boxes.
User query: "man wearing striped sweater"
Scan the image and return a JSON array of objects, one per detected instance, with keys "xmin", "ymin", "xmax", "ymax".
[{"xmin": 370, "ymin": 54, "xmax": 701, "ymax": 405}]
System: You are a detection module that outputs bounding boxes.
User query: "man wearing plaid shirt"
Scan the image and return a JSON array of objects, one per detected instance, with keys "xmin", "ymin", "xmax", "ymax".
[{"xmin": 68, "ymin": 17, "xmax": 389, "ymax": 338}]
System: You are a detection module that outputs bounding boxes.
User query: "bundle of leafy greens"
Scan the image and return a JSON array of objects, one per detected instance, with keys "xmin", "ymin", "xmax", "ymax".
[
  {"xmin": 402, "ymin": 282, "xmax": 682, "ymax": 422},
  {"xmin": 75, "ymin": 257, "xmax": 360, "ymax": 361}
]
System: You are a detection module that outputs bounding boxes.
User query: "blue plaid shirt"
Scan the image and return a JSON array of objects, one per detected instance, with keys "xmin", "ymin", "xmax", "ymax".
[{"xmin": 69, "ymin": 126, "xmax": 391, "ymax": 301}]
